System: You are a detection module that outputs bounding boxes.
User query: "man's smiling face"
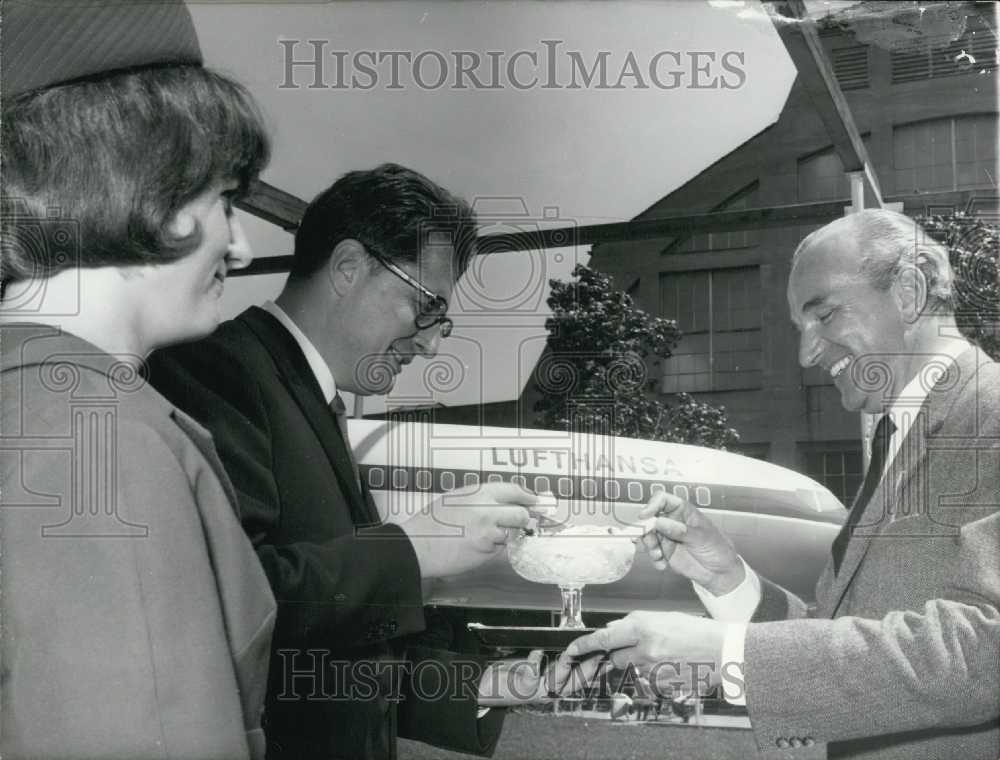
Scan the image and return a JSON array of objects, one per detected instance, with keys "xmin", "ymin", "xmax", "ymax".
[{"xmin": 787, "ymin": 231, "xmax": 910, "ymax": 414}]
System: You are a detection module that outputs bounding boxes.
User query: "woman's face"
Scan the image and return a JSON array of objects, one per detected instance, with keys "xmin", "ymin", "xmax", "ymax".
[{"xmin": 139, "ymin": 181, "xmax": 253, "ymax": 350}]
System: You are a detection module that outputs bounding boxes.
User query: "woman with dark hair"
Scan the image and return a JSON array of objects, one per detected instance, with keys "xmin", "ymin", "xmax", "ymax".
[
  {"xmin": 2, "ymin": 64, "xmax": 270, "ymax": 343},
  {"xmin": 0, "ymin": 3, "xmax": 276, "ymax": 758}
]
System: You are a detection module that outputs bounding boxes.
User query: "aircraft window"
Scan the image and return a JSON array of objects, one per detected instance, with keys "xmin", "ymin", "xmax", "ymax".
[
  {"xmin": 604, "ymin": 480, "xmax": 620, "ymax": 500},
  {"xmin": 487, "ymin": 473, "xmax": 504, "ymax": 484},
  {"xmin": 440, "ymin": 471, "xmax": 455, "ymax": 491},
  {"xmin": 392, "ymin": 469, "xmax": 408, "ymax": 489},
  {"xmin": 533, "ymin": 476, "xmax": 550, "ymax": 494},
  {"xmin": 511, "ymin": 475, "xmax": 527, "ymax": 489},
  {"xmin": 558, "ymin": 478, "xmax": 573, "ymax": 497},
  {"xmin": 368, "ymin": 467, "xmax": 385, "ymax": 488},
  {"xmin": 672, "ymin": 484, "xmax": 689, "ymax": 501},
  {"xmin": 695, "ymin": 485, "xmax": 711, "ymax": 506},
  {"xmin": 651, "ymin": 483, "xmax": 666, "ymax": 495},
  {"xmin": 416, "ymin": 470, "xmax": 432, "ymax": 490},
  {"xmin": 464, "ymin": 472, "xmax": 480, "ymax": 487},
  {"xmin": 581, "ymin": 479, "xmax": 597, "ymax": 498},
  {"xmin": 628, "ymin": 482, "xmax": 644, "ymax": 501},
  {"xmin": 797, "ymin": 486, "xmax": 847, "ymax": 514}
]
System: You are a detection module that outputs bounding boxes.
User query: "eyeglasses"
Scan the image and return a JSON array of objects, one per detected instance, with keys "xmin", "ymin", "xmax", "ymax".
[{"xmin": 365, "ymin": 247, "xmax": 453, "ymax": 338}]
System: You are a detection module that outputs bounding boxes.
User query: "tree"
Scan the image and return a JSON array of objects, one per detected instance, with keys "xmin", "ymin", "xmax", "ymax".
[
  {"xmin": 918, "ymin": 212, "xmax": 999, "ymax": 361},
  {"xmin": 533, "ymin": 264, "xmax": 740, "ymax": 449}
]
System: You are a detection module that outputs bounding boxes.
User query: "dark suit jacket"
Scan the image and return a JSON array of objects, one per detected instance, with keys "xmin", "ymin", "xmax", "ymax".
[
  {"xmin": 149, "ymin": 306, "xmax": 505, "ymax": 760},
  {"xmin": 744, "ymin": 346, "xmax": 1000, "ymax": 759},
  {"xmin": 1, "ymin": 325, "xmax": 276, "ymax": 760}
]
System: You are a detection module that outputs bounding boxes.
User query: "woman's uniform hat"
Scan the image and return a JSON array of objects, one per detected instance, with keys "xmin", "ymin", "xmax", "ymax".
[{"xmin": 2, "ymin": 0, "xmax": 203, "ymax": 99}]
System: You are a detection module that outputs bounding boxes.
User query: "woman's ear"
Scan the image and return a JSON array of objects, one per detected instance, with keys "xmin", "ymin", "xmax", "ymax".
[
  {"xmin": 328, "ymin": 239, "xmax": 367, "ymax": 296},
  {"xmin": 166, "ymin": 204, "xmax": 197, "ymax": 239}
]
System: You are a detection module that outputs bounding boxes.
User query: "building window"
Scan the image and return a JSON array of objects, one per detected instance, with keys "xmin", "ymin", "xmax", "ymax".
[
  {"xmin": 797, "ymin": 140, "xmax": 870, "ymax": 202},
  {"xmin": 894, "ymin": 114, "xmax": 998, "ymax": 193},
  {"xmin": 659, "ymin": 267, "xmax": 762, "ymax": 393},
  {"xmin": 672, "ymin": 184, "xmax": 759, "ymax": 253},
  {"xmin": 891, "ymin": 12, "xmax": 998, "ymax": 84},
  {"xmin": 798, "ymin": 147, "xmax": 851, "ymax": 202},
  {"xmin": 796, "ymin": 135, "xmax": 869, "ymax": 201},
  {"xmin": 801, "ymin": 444, "xmax": 863, "ymax": 507}
]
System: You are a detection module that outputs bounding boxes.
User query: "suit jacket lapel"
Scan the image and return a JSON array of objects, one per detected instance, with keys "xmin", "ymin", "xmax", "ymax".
[
  {"xmin": 239, "ymin": 307, "xmax": 374, "ymax": 525},
  {"xmin": 826, "ymin": 346, "xmax": 982, "ymax": 616},
  {"xmin": 825, "ymin": 458, "xmax": 906, "ymax": 615}
]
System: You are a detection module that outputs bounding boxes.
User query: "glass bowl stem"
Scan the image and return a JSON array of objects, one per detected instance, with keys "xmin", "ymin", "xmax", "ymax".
[{"xmin": 558, "ymin": 584, "xmax": 586, "ymax": 629}]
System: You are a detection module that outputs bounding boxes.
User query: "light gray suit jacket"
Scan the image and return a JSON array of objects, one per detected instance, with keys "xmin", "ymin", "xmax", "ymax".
[
  {"xmin": 1, "ymin": 325, "xmax": 277, "ymax": 759},
  {"xmin": 745, "ymin": 345, "xmax": 1000, "ymax": 759}
]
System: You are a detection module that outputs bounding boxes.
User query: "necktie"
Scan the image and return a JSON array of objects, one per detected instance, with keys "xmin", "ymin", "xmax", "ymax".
[
  {"xmin": 330, "ymin": 392, "xmax": 362, "ymax": 490},
  {"xmin": 831, "ymin": 414, "xmax": 896, "ymax": 575}
]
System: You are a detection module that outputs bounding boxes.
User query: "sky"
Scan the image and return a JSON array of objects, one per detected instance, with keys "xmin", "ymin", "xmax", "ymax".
[{"xmin": 192, "ymin": 0, "xmax": 797, "ymax": 413}]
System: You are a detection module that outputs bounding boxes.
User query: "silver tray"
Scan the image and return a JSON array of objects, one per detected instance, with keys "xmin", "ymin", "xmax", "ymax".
[{"xmin": 467, "ymin": 622, "xmax": 595, "ymax": 649}]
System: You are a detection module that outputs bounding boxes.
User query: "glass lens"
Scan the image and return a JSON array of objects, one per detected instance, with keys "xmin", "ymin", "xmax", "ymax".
[{"xmin": 415, "ymin": 295, "xmax": 448, "ymax": 328}]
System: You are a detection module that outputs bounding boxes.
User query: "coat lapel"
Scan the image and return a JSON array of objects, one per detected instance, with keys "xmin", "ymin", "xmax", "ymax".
[
  {"xmin": 825, "ymin": 455, "xmax": 909, "ymax": 615},
  {"xmin": 826, "ymin": 346, "xmax": 982, "ymax": 616},
  {"xmin": 239, "ymin": 307, "xmax": 376, "ymax": 526}
]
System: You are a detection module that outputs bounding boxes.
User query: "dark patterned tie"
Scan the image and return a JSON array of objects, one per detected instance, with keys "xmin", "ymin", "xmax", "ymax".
[
  {"xmin": 831, "ymin": 414, "xmax": 896, "ymax": 575},
  {"xmin": 330, "ymin": 392, "xmax": 362, "ymax": 490}
]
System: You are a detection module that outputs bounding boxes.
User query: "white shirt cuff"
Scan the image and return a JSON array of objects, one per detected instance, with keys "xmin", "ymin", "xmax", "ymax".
[
  {"xmin": 692, "ymin": 557, "xmax": 761, "ymax": 623},
  {"xmin": 720, "ymin": 623, "xmax": 747, "ymax": 706}
]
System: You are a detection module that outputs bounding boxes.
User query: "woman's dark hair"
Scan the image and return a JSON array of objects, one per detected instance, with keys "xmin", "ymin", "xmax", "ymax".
[
  {"xmin": 291, "ymin": 163, "xmax": 478, "ymax": 280},
  {"xmin": 1, "ymin": 64, "xmax": 270, "ymax": 281}
]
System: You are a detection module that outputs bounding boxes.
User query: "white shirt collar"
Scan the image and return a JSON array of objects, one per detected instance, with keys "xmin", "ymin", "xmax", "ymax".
[{"xmin": 261, "ymin": 301, "xmax": 337, "ymax": 405}]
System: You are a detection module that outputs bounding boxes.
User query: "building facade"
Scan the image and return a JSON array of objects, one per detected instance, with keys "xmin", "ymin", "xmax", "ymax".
[
  {"xmin": 582, "ymin": 10, "xmax": 998, "ymax": 504},
  {"xmin": 380, "ymin": 7, "xmax": 997, "ymax": 507}
]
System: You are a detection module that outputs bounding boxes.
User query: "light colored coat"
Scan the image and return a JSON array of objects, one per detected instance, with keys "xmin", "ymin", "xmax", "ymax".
[
  {"xmin": 745, "ymin": 345, "xmax": 1000, "ymax": 759},
  {"xmin": 1, "ymin": 325, "xmax": 276, "ymax": 760}
]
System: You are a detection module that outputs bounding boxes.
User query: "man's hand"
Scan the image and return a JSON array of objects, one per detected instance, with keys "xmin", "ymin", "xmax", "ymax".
[
  {"xmin": 400, "ymin": 483, "xmax": 534, "ymax": 579},
  {"xmin": 639, "ymin": 492, "xmax": 745, "ymax": 596},
  {"xmin": 477, "ymin": 650, "xmax": 605, "ymax": 706},
  {"xmin": 565, "ymin": 612, "xmax": 731, "ymax": 697}
]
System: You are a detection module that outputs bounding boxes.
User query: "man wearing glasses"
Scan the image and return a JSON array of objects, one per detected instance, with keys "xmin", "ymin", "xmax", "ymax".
[{"xmin": 148, "ymin": 164, "xmax": 551, "ymax": 760}]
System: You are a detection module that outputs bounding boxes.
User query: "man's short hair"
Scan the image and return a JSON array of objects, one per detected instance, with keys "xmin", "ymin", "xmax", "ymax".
[
  {"xmin": 2, "ymin": 65, "xmax": 270, "ymax": 281},
  {"xmin": 793, "ymin": 209, "xmax": 955, "ymax": 314},
  {"xmin": 291, "ymin": 163, "xmax": 478, "ymax": 281}
]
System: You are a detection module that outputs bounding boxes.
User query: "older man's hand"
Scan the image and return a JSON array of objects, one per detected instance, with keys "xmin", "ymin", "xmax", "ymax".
[
  {"xmin": 400, "ymin": 482, "xmax": 534, "ymax": 579},
  {"xmin": 477, "ymin": 649, "xmax": 606, "ymax": 706},
  {"xmin": 638, "ymin": 492, "xmax": 745, "ymax": 596},
  {"xmin": 565, "ymin": 612, "xmax": 735, "ymax": 698}
]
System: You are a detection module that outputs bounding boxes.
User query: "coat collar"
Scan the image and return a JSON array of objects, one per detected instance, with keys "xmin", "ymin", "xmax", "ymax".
[{"xmin": 2, "ymin": 322, "xmax": 170, "ymax": 411}]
